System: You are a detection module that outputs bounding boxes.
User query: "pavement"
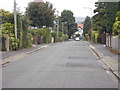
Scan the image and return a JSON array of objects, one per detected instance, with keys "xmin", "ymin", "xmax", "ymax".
[
  {"xmin": 88, "ymin": 42, "xmax": 119, "ymax": 79},
  {"xmin": 2, "ymin": 41, "xmax": 118, "ymax": 88}
]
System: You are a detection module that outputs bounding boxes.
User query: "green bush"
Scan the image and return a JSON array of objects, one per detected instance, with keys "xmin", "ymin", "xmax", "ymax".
[
  {"xmin": 29, "ymin": 28, "xmax": 68, "ymax": 44},
  {"xmin": 91, "ymin": 31, "xmax": 98, "ymax": 43},
  {"xmin": 29, "ymin": 28, "xmax": 47, "ymax": 37},
  {"xmin": 44, "ymin": 28, "xmax": 52, "ymax": 43},
  {"xmin": 1, "ymin": 23, "xmax": 14, "ymax": 35},
  {"xmin": 21, "ymin": 33, "xmax": 32, "ymax": 48},
  {"xmin": 63, "ymin": 34, "xmax": 68, "ymax": 41},
  {"xmin": 58, "ymin": 32, "xmax": 63, "ymax": 42},
  {"xmin": 56, "ymin": 35, "xmax": 60, "ymax": 42},
  {"xmin": 118, "ymin": 34, "xmax": 120, "ymax": 38},
  {"xmin": 51, "ymin": 31, "xmax": 57, "ymax": 38},
  {"xmin": 1, "ymin": 23, "xmax": 20, "ymax": 51},
  {"xmin": 51, "ymin": 31, "xmax": 57, "ymax": 42},
  {"xmin": 95, "ymin": 33, "xmax": 98, "ymax": 43},
  {"xmin": 22, "ymin": 16, "xmax": 29, "ymax": 48},
  {"xmin": 27, "ymin": 33, "xmax": 32, "ymax": 47},
  {"xmin": 84, "ymin": 34, "xmax": 89, "ymax": 41},
  {"xmin": 112, "ymin": 11, "xmax": 120, "ymax": 36},
  {"xmin": 29, "ymin": 28, "xmax": 52, "ymax": 43},
  {"xmin": 9, "ymin": 37, "xmax": 19, "ymax": 50},
  {"xmin": 59, "ymin": 37, "xmax": 63, "ymax": 42}
]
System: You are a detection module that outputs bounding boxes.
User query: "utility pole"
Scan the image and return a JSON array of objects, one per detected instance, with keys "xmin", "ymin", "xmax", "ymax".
[
  {"xmin": 56, "ymin": 11, "xmax": 59, "ymax": 38},
  {"xmin": 62, "ymin": 22, "xmax": 67, "ymax": 34},
  {"xmin": 14, "ymin": 0, "xmax": 17, "ymax": 39},
  {"xmin": 62, "ymin": 22, "xmax": 64, "ymax": 34},
  {"xmin": 90, "ymin": 8, "xmax": 93, "ymax": 42}
]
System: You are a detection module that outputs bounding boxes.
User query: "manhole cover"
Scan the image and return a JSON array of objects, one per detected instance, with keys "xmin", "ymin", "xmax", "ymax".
[
  {"xmin": 65, "ymin": 61, "xmax": 102, "ymax": 69},
  {"xmin": 66, "ymin": 62, "xmax": 94, "ymax": 67},
  {"xmin": 68, "ymin": 56, "xmax": 88, "ymax": 59}
]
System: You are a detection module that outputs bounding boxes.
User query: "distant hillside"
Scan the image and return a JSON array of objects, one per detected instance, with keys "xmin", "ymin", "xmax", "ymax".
[{"xmin": 75, "ymin": 17, "xmax": 86, "ymax": 24}]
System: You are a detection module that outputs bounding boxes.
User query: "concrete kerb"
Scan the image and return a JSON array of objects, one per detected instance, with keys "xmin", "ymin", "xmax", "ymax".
[
  {"xmin": 89, "ymin": 44, "xmax": 119, "ymax": 79},
  {"xmin": 1, "ymin": 44, "xmax": 53, "ymax": 66}
]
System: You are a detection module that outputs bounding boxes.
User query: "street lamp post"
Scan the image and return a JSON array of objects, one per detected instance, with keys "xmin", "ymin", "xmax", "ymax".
[
  {"xmin": 62, "ymin": 22, "xmax": 67, "ymax": 34},
  {"xmin": 14, "ymin": 0, "xmax": 17, "ymax": 39},
  {"xmin": 62, "ymin": 22, "xmax": 64, "ymax": 34},
  {"xmin": 56, "ymin": 11, "xmax": 59, "ymax": 38},
  {"xmin": 83, "ymin": 7, "xmax": 93, "ymax": 42}
]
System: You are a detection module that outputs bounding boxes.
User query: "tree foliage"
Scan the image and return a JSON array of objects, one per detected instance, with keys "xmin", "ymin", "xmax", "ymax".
[
  {"xmin": 22, "ymin": 15, "xmax": 30, "ymax": 48},
  {"xmin": 93, "ymin": 2, "xmax": 106, "ymax": 32},
  {"xmin": 0, "ymin": 23, "xmax": 19, "ymax": 50},
  {"xmin": 26, "ymin": 1, "xmax": 55, "ymax": 28},
  {"xmin": 92, "ymin": 2, "xmax": 119, "ymax": 43},
  {"xmin": 83, "ymin": 16, "xmax": 91, "ymax": 36},
  {"xmin": 105, "ymin": 2, "xmax": 118, "ymax": 34},
  {"xmin": 17, "ymin": 13, "xmax": 23, "ymax": 48},
  {"xmin": 61, "ymin": 10, "xmax": 77, "ymax": 38},
  {"xmin": 113, "ymin": 11, "xmax": 120, "ymax": 37},
  {"xmin": 0, "ymin": 8, "xmax": 33, "ymax": 50},
  {"xmin": 0, "ymin": 9, "xmax": 14, "ymax": 24}
]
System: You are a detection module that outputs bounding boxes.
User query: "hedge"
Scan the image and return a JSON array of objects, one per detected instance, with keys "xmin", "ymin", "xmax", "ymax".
[
  {"xmin": 84, "ymin": 34, "xmax": 89, "ymax": 41},
  {"xmin": 91, "ymin": 31, "xmax": 98, "ymax": 43},
  {"xmin": 29, "ymin": 28, "xmax": 69, "ymax": 44},
  {"xmin": 28, "ymin": 28, "xmax": 52, "ymax": 43}
]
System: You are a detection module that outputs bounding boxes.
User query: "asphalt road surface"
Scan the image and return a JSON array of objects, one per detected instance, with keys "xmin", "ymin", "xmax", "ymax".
[{"xmin": 3, "ymin": 41, "xmax": 118, "ymax": 88}]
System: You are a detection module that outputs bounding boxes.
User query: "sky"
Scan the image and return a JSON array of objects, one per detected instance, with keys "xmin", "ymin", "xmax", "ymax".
[{"xmin": 0, "ymin": 0, "xmax": 98, "ymax": 17}]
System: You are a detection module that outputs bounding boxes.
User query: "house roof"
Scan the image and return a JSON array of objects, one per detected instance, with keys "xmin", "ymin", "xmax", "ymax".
[{"xmin": 77, "ymin": 24, "xmax": 84, "ymax": 29}]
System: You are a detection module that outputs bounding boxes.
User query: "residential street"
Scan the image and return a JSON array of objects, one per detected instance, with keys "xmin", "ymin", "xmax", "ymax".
[{"xmin": 3, "ymin": 41, "xmax": 118, "ymax": 88}]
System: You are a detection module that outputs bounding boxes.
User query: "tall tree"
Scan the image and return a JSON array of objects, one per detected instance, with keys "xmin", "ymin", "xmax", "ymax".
[
  {"xmin": 61, "ymin": 10, "xmax": 77, "ymax": 38},
  {"xmin": 83, "ymin": 16, "xmax": 91, "ymax": 36},
  {"xmin": 22, "ymin": 15, "xmax": 29, "ymax": 48},
  {"xmin": 93, "ymin": 2, "xmax": 106, "ymax": 43},
  {"xmin": 118, "ymin": 1, "xmax": 120, "ymax": 11},
  {"xmin": 93, "ymin": 2, "xmax": 119, "ymax": 44},
  {"xmin": 26, "ymin": 1, "xmax": 55, "ymax": 28},
  {"xmin": 17, "ymin": 12, "xmax": 23, "ymax": 48},
  {"xmin": 105, "ymin": 2, "xmax": 118, "ymax": 34}
]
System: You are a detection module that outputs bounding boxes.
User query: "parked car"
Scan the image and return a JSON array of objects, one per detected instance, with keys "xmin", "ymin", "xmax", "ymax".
[
  {"xmin": 79, "ymin": 36, "xmax": 83, "ymax": 40},
  {"xmin": 75, "ymin": 37, "xmax": 80, "ymax": 41}
]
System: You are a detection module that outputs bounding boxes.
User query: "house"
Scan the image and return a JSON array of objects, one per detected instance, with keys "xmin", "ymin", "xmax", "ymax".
[
  {"xmin": 77, "ymin": 24, "xmax": 84, "ymax": 29},
  {"xmin": 74, "ymin": 24, "xmax": 84, "ymax": 37},
  {"xmin": 75, "ymin": 28, "xmax": 83, "ymax": 36}
]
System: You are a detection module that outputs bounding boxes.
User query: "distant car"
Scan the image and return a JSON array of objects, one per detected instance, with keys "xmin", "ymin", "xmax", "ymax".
[
  {"xmin": 75, "ymin": 37, "xmax": 80, "ymax": 41},
  {"xmin": 79, "ymin": 36, "xmax": 83, "ymax": 40}
]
